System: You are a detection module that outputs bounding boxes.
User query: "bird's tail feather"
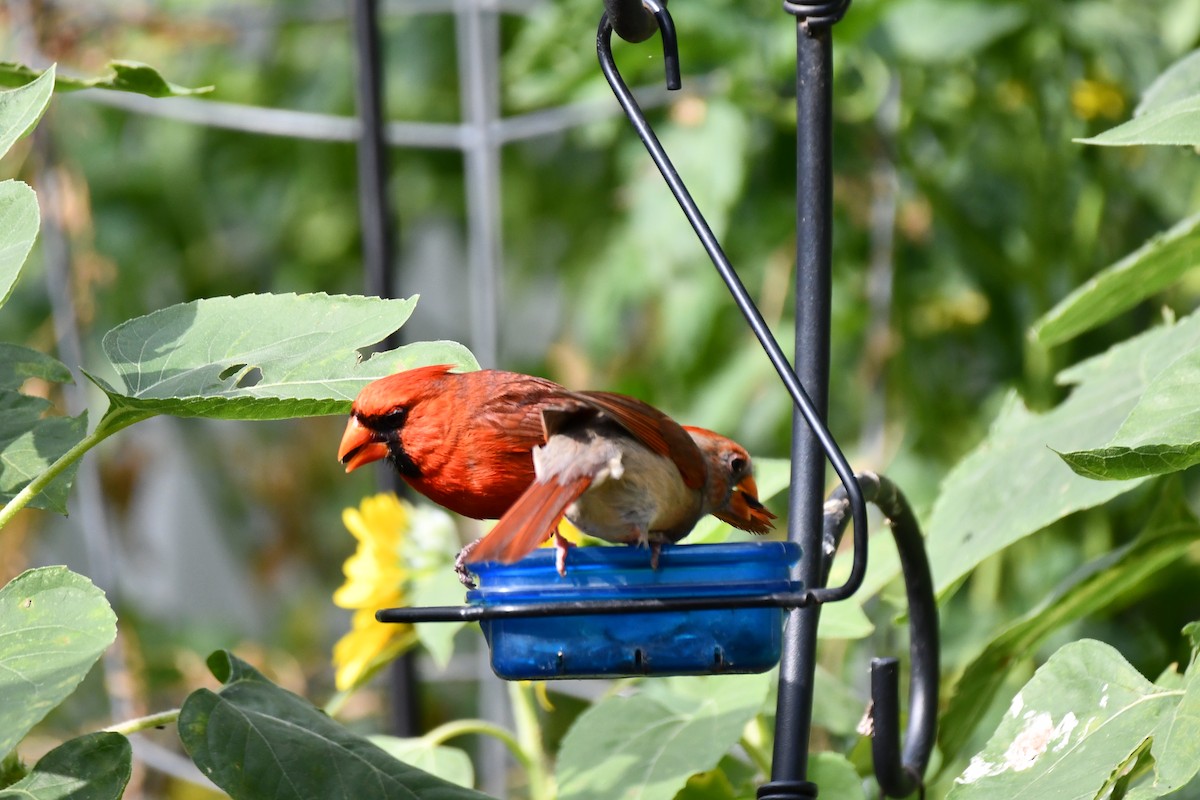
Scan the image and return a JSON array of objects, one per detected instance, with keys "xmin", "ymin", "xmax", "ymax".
[{"xmin": 465, "ymin": 476, "xmax": 593, "ymax": 565}]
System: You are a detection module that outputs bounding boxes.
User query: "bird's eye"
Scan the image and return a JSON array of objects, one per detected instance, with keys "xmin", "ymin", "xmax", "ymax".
[
  {"xmin": 376, "ymin": 408, "xmax": 407, "ymax": 428},
  {"xmin": 729, "ymin": 455, "xmax": 747, "ymax": 473}
]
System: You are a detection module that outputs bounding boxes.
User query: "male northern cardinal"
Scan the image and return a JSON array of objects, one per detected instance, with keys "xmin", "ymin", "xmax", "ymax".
[
  {"xmin": 337, "ymin": 364, "xmax": 573, "ymax": 519},
  {"xmin": 459, "ymin": 390, "xmax": 775, "ymax": 582}
]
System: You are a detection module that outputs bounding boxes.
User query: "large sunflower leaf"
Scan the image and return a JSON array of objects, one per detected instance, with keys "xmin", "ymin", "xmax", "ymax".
[
  {"xmin": 0, "ymin": 61, "xmax": 210, "ymax": 97},
  {"xmin": 1058, "ymin": 342, "xmax": 1200, "ymax": 480},
  {"xmin": 556, "ymin": 672, "xmax": 773, "ymax": 800},
  {"xmin": 1032, "ymin": 213, "xmax": 1200, "ymax": 347},
  {"xmin": 927, "ymin": 309, "xmax": 1200, "ymax": 593},
  {"xmin": 89, "ymin": 293, "xmax": 477, "ymax": 425},
  {"xmin": 0, "ymin": 568, "xmax": 117, "ymax": 757},
  {"xmin": 179, "ymin": 651, "xmax": 490, "ymax": 800},
  {"xmin": 948, "ymin": 639, "xmax": 1190, "ymax": 799},
  {"xmin": 0, "ymin": 65, "xmax": 53, "ymax": 160},
  {"xmin": 0, "ymin": 733, "xmax": 131, "ymax": 800}
]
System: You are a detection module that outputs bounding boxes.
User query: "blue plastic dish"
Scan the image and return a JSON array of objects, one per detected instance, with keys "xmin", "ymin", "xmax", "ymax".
[{"xmin": 466, "ymin": 541, "xmax": 802, "ymax": 679}]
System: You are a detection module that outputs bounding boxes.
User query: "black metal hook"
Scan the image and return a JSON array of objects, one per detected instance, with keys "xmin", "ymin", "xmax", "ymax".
[
  {"xmin": 597, "ymin": 0, "xmax": 868, "ymax": 605},
  {"xmin": 602, "ymin": 0, "xmax": 666, "ymax": 47},
  {"xmin": 599, "ymin": 0, "xmax": 680, "ymax": 89},
  {"xmin": 822, "ymin": 473, "xmax": 939, "ymax": 798}
]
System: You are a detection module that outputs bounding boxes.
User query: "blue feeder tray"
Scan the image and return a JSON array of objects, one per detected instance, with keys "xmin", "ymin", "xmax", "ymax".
[{"xmin": 466, "ymin": 541, "xmax": 802, "ymax": 679}]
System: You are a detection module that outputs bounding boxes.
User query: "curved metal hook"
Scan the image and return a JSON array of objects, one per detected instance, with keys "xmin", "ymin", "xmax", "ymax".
[
  {"xmin": 597, "ymin": 0, "xmax": 868, "ymax": 605},
  {"xmin": 599, "ymin": 0, "xmax": 679, "ymax": 89},
  {"xmin": 602, "ymin": 0, "xmax": 665, "ymax": 46},
  {"xmin": 823, "ymin": 473, "xmax": 939, "ymax": 798}
]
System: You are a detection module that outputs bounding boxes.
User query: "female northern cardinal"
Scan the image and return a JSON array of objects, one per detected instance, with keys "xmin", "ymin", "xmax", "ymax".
[
  {"xmin": 338, "ymin": 365, "xmax": 573, "ymax": 520},
  {"xmin": 458, "ymin": 390, "xmax": 775, "ymax": 582}
]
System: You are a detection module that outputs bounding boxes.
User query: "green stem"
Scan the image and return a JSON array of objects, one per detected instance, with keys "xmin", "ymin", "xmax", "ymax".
[
  {"xmin": 104, "ymin": 709, "xmax": 180, "ymax": 736},
  {"xmin": 423, "ymin": 719, "xmax": 533, "ymax": 772},
  {"xmin": 1, "ymin": 748, "xmax": 28, "ymax": 788},
  {"xmin": 508, "ymin": 682, "xmax": 554, "ymax": 800},
  {"xmin": 0, "ymin": 407, "xmax": 147, "ymax": 531},
  {"xmin": 740, "ymin": 734, "xmax": 772, "ymax": 777}
]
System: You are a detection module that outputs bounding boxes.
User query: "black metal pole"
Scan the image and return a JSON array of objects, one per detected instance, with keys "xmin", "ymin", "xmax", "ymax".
[
  {"xmin": 762, "ymin": 5, "xmax": 845, "ymax": 796},
  {"xmin": 354, "ymin": 0, "xmax": 394, "ymax": 303},
  {"xmin": 351, "ymin": 0, "xmax": 421, "ymax": 739}
]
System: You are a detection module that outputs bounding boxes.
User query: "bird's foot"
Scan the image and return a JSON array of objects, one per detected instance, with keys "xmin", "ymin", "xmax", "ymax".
[
  {"xmin": 454, "ymin": 541, "xmax": 479, "ymax": 589},
  {"xmin": 554, "ymin": 529, "xmax": 575, "ymax": 577},
  {"xmin": 650, "ymin": 541, "xmax": 662, "ymax": 570}
]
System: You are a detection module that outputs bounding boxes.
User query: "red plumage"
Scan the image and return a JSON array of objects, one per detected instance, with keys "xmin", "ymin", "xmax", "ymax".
[
  {"xmin": 339, "ymin": 366, "xmax": 775, "ymax": 585},
  {"xmin": 461, "ymin": 392, "xmax": 775, "ymax": 580},
  {"xmin": 338, "ymin": 365, "xmax": 570, "ymax": 520}
]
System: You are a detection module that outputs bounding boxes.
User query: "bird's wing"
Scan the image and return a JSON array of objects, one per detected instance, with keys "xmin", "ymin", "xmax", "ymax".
[
  {"xmin": 476, "ymin": 374, "xmax": 575, "ymax": 445},
  {"xmin": 463, "ymin": 474, "xmax": 593, "ymax": 565},
  {"xmin": 571, "ymin": 391, "xmax": 707, "ymax": 490}
]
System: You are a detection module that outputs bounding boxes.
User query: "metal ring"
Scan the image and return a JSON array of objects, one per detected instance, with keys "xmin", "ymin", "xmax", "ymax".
[{"xmin": 781, "ymin": 0, "xmax": 852, "ymax": 30}]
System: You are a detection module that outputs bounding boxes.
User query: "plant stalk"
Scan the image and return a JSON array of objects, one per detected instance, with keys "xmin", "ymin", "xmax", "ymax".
[
  {"xmin": 104, "ymin": 709, "xmax": 181, "ymax": 736},
  {"xmin": 0, "ymin": 407, "xmax": 148, "ymax": 532},
  {"xmin": 423, "ymin": 718, "xmax": 533, "ymax": 771},
  {"xmin": 508, "ymin": 681, "xmax": 554, "ymax": 800}
]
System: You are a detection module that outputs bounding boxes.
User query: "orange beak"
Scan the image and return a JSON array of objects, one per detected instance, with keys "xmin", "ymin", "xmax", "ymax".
[
  {"xmin": 715, "ymin": 475, "xmax": 776, "ymax": 534},
  {"xmin": 338, "ymin": 416, "xmax": 390, "ymax": 473}
]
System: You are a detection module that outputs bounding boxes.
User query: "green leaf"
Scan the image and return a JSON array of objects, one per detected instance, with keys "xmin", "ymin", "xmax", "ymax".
[
  {"xmin": 0, "ymin": 65, "xmax": 54, "ymax": 160},
  {"xmin": 1058, "ymin": 340, "xmax": 1200, "ymax": 480},
  {"xmin": 0, "ymin": 61, "xmax": 211, "ymax": 97},
  {"xmin": 0, "ymin": 181, "xmax": 40, "ymax": 314},
  {"xmin": 0, "ymin": 344, "xmax": 70, "ymax": 389},
  {"xmin": 179, "ymin": 650, "xmax": 491, "ymax": 800},
  {"xmin": 818, "ymin": 601, "xmax": 874, "ymax": 641},
  {"xmin": 807, "ymin": 752, "xmax": 866, "ymax": 800},
  {"xmin": 813, "ymin": 663, "xmax": 870, "ymax": 737},
  {"xmin": 368, "ymin": 736, "xmax": 474, "ymax": 790},
  {"xmin": 1126, "ymin": 659, "xmax": 1200, "ymax": 798},
  {"xmin": 673, "ymin": 756, "xmax": 757, "ymax": 800},
  {"xmin": 0, "ymin": 345, "xmax": 87, "ymax": 514},
  {"xmin": 882, "ymin": 0, "xmax": 1027, "ymax": 63},
  {"xmin": 1186, "ymin": 621, "xmax": 1200, "ymax": 655},
  {"xmin": 0, "ymin": 568, "xmax": 117, "ymax": 757},
  {"xmin": 947, "ymin": 640, "xmax": 1177, "ymax": 798},
  {"xmin": 1136, "ymin": 48, "xmax": 1200, "ymax": 116},
  {"xmin": 556, "ymin": 672, "xmax": 773, "ymax": 800},
  {"xmin": 927, "ymin": 309, "xmax": 1200, "ymax": 594},
  {"xmin": 939, "ymin": 480, "xmax": 1200, "ymax": 761},
  {"xmin": 403, "ymin": 503, "xmax": 467, "ymax": 670},
  {"xmin": 0, "ymin": 404, "xmax": 86, "ymax": 514},
  {"xmin": 90, "ymin": 293, "xmax": 478, "ymax": 424},
  {"xmin": 0, "ymin": 733, "xmax": 131, "ymax": 800},
  {"xmin": 410, "ymin": 565, "xmax": 467, "ymax": 671},
  {"xmin": 1076, "ymin": 93, "xmax": 1200, "ymax": 146},
  {"xmin": 1032, "ymin": 212, "xmax": 1200, "ymax": 347}
]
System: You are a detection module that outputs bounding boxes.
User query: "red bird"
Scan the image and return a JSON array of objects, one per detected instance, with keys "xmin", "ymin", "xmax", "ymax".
[
  {"xmin": 459, "ymin": 390, "xmax": 775, "ymax": 582},
  {"xmin": 337, "ymin": 365, "xmax": 573, "ymax": 520}
]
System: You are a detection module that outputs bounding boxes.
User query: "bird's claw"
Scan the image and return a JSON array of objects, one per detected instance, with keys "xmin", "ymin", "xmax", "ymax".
[
  {"xmin": 554, "ymin": 530, "xmax": 575, "ymax": 577},
  {"xmin": 454, "ymin": 541, "xmax": 479, "ymax": 589}
]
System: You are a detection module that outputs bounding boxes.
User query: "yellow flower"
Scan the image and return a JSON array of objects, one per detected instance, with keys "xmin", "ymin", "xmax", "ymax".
[
  {"xmin": 332, "ymin": 607, "xmax": 416, "ymax": 692},
  {"xmin": 334, "ymin": 493, "xmax": 409, "ymax": 610},
  {"xmin": 1071, "ymin": 79, "xmax": 1125, "ymax": 121},
  {"xmin": 331, "ymin": 493, "xmax": 456, "ymax": 692}
]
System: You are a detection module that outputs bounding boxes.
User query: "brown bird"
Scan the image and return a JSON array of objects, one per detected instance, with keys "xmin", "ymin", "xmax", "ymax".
[
  {"xmin": 337, "ymin": 365, "xmax": 573, "ymax": 520},
  {"xmin": 459, "ymin": 390, "xmax": 775, "ymax": 582}
]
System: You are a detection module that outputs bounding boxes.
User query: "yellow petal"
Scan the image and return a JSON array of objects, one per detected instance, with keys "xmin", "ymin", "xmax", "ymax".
[
  {"xmin": 334, "ymin": 493, "xmax": 412, "ymax": 609},
  {"xmin": 333, "ymin": 607, "xmax": 414, "ymax": 691}
]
